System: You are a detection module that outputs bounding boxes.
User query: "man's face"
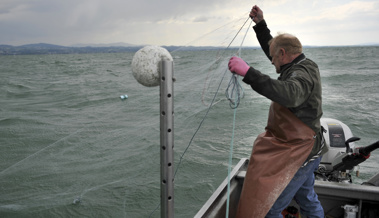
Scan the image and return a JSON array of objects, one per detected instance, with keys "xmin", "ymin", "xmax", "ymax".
[{"xmin": 269, "ymin": 43, "xmax": 282, "ymax": 74}]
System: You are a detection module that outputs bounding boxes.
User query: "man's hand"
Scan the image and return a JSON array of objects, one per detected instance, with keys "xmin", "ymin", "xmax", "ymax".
[
  {"xmin": 249, "ymin": 5, "xmax": 264, "ymax": 24},
  {"xmin": 228, "ymin": 56, "xmax": 250, "ymax": 77}
]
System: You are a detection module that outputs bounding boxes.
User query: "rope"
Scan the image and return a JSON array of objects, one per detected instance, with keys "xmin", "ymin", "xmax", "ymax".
[
  {"xmin": 225, "ymin": 18, "xmax": 253, "ymax": 218},
  {"xmin": 225, "ymin": 92, "xmax": 238, "ymax": 218},
  {"xmin": 201, "ymin": 16, "xmax": 250, "ymax": 107},
  {"xmin": 175, "ymin": 17, "xmax": 252, "ymax": 180},
  {"xmin": 225, "ymin": 74, "xmax": 244, "ymax": 109},
  {"xmin": 174, "ymin": 66, "xmax": 229, "ymax": 179},
  {"xmin": 149, "ymin": 16, "xmax": 253, "ymax": 218},
  {"xmin": 225, "ymin": 17, "xmax": 253, "ymax": 109}
]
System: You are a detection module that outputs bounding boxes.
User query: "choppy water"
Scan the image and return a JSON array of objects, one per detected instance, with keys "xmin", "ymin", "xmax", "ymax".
[{"xmin": 0, "ymin": 46, "xmax": 378, "ymax": 217}]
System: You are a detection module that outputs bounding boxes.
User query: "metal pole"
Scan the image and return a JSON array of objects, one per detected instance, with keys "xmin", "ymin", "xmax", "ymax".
[{"xmin": 160, "ymin": 60, "xmax": 174, "ymax": 218}]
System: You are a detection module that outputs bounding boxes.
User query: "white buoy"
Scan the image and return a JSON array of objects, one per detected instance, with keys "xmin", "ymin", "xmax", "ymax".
[
  {"xmin": 120, "ymin": 94, "xmax": 128, "ymax": 100},
  {"xmin": 131, "ymin": 46, "xmax": 173, "ymax": 87}
]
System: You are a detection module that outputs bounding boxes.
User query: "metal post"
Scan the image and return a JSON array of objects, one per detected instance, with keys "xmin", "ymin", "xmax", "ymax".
[{"xmin": 160, "ymin": 60, "xmax": 174, "ymax": 218}]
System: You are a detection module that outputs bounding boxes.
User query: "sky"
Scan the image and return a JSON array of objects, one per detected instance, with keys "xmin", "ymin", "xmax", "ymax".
[{"xmin": 1, "ymin": 0, "xmax": 379, "ymax": 47}]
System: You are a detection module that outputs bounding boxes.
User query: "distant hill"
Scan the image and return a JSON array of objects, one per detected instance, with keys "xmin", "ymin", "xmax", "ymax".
[
  {"xmin": 70, "ymin": 42, "xmax": 136, "ymax": 47},
  {"xmin": 0, "ymin": 43, "xmax": 144, "ymax": 55},
  {"xmin": 1, "ymin": 43, "xmax": 377, "ymax": 55},
  {"xmin": 0, "ymin": 43, "xmax": 256, "ymax": 55},
  {"xmin": 19, "ymin": 43, "xmax": 67, "ymax": 48}
]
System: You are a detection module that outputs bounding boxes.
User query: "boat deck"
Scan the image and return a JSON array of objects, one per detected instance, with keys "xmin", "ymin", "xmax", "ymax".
[{"xmin": 195, "ymin": 158, "xmax": 379, "ymax": 218}]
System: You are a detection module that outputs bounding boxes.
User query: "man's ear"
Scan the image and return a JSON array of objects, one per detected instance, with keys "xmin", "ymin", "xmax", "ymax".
[{"xmin": 280, "ymin": 48, "xmax": 285, "ymax": 56}]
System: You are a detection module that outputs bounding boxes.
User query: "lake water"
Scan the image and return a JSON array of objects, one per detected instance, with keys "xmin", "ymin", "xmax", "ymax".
[{"xmin": 0, "ymin": 46, "xmax": 378, "ymax": 217}]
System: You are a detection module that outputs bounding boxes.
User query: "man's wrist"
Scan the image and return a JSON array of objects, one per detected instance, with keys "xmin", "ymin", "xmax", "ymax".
[
  {"xmin": 254, "ymin": 18, "xmax": 263, "ymax": 24},
  {"xmin": 253, "ymin": 19, "xmax": 266, "ymax": 30}
]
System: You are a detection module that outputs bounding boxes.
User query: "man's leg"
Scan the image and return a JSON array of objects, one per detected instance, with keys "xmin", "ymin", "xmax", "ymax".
[
  {"xmin": 265, "ymin": 157, "xmax": 323, "ymax": 218},
  {"xmin": 294, "ymin": 157, "xmax": 324, "ymax": 217}
]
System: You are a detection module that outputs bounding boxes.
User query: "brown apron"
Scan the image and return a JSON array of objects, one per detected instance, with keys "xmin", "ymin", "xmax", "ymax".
[{"xmin": 235, "ymin": 102, "xmax": 316, "ymax": 218}]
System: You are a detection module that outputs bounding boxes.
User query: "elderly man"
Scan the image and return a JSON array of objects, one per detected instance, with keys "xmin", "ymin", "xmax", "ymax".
[{"xmin": 228, "ymin": 5, "xmax": 328, "ymax": 218}]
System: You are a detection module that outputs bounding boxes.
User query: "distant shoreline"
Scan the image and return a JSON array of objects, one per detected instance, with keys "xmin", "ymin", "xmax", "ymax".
[{"xmin": 1, "ymin": 43, "xmax": 378, "ymax": 55}]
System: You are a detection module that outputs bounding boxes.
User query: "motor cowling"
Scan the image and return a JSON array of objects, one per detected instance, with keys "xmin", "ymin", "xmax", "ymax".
[{"xmin": 318, "ymin": 118, "xmax": 356, "ymax": 173}]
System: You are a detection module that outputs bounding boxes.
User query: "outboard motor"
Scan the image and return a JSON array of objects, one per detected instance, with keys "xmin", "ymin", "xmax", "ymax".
[{"xmin": 316, "ymin": 118, "xmax": 379, "ymax": 183}]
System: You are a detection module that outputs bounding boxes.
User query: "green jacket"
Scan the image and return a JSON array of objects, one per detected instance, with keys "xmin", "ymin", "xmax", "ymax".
[{"xmin": 243, "ymin": 20, "xmax": 328, "ymax": 161}]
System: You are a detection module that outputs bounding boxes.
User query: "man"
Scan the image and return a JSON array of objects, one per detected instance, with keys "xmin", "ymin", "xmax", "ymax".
[{"xmin": 228, "ymin": 5, "xmax": 328, "ymax": 218}]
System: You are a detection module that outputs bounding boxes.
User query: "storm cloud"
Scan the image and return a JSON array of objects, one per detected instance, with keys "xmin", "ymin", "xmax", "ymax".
[{"xmin": 1, "ymin": 0, "xmax": 378, "ymax": 46}]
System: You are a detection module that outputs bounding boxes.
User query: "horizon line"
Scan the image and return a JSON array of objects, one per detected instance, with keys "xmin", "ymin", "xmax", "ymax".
[{"xmin": 1, "ymin": 42, "xmax": 379, "ymax": 48}]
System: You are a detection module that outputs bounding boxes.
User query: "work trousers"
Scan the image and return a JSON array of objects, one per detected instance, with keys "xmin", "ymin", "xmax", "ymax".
[{"xmin": 265, "ymin": 157, "xmax": 324, "ymax": 218}]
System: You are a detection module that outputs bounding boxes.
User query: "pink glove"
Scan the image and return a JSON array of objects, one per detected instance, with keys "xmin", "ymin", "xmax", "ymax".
[{"xmin": 228, "ymin": 56, "xmax": 250, "ymax": 77}]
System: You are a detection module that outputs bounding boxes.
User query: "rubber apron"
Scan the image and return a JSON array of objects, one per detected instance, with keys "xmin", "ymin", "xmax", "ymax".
[{"xmin": 236, "ymin": 102, "xmax": 316, "ymax": 218}]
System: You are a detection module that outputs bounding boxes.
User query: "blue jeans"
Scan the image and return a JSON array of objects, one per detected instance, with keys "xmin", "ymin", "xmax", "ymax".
[{"xmin": 265, "ymin": 157, "xmax": 324, "ymax": 218}]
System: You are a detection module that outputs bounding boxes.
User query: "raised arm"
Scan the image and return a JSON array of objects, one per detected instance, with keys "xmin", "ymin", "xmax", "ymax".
[{"xmin": 250, "ymin": 5, "xmax": 273, "ymax": 61}]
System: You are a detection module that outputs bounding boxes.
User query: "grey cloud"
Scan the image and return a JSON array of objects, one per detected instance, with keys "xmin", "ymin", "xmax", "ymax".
[
  {"xmin": 0, "ymin": 0, "xmax": 232, "ymax": 45},
  {"xmin": 193, "ymin": 16, "xmax": 210, "ymax": 22}
]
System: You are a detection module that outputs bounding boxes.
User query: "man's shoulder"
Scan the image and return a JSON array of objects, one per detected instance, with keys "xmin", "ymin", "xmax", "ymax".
[
  {"xmin": 291, "ymin": 58, "xmax": 319, "ymax": 75},
  {"xmin": 290, "ymin": 59, "xmax": 321, "ymax": 84},
  {"xmin": 299, "ymin": 57, "xmax": 318, "ymax": 69}
]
